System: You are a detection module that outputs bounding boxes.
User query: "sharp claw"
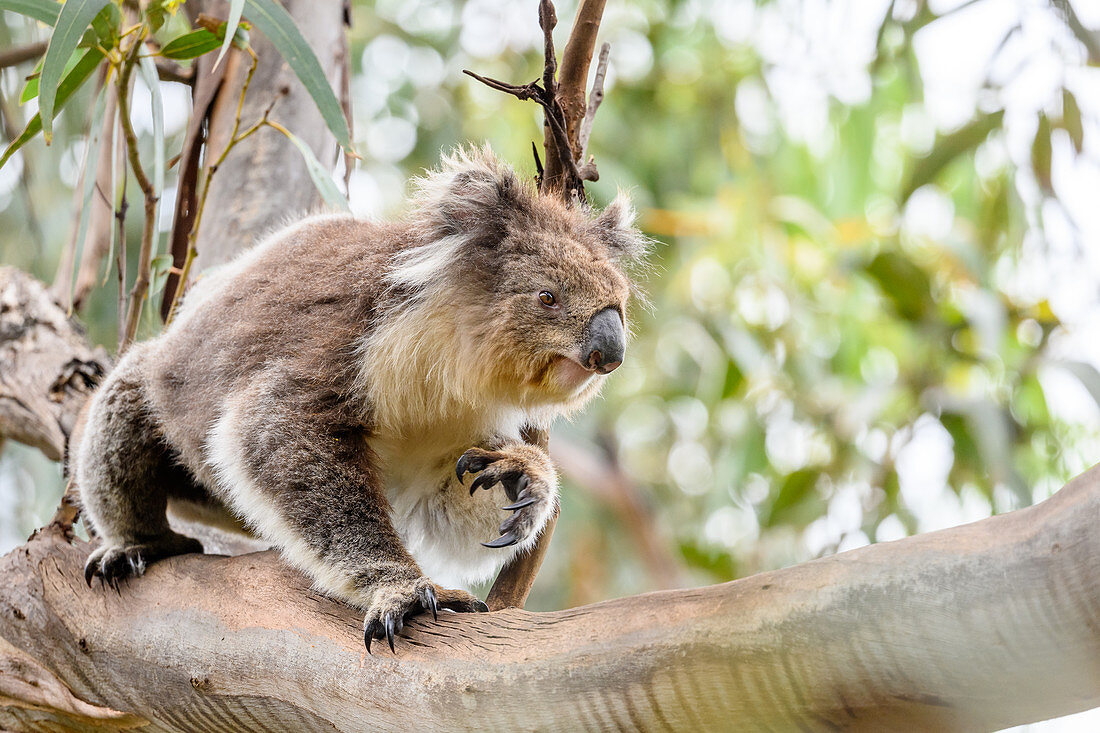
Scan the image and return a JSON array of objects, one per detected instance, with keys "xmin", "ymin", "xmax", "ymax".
[
  {"xmin": 481, "ymin": 531, "xmax": 519, "ymax": 548},
  {"xmin": 364, "ymin": 621, "xmax": 376, "ymax": 654},
  {"xmin": 456, "ymin": 454, "xmax": 470, "ymax": 482},
  {"xmin": 469, "ymin": 473, "xmax": 495, "ymax": 495},
  {"xmin": 506, "ymin": 474, "xmax": 530, "ymax": 502},
  {"xmin": 502, "ymin": 496, "xmax": 538, "ymax": 511},
  {"xmin": 385, "ymin": 615, "xmax": 396, "ymax": 654},
  {"xmin": 84, "ymin": 562, "xmax": 96, "ymax": 587},
  {"xmin": 474, "ymin": 600, "xmax": 489, "ymax": 612},
  {"xmin": 425, "ymin": 586, "xmax": 438, "ymax": 621}
]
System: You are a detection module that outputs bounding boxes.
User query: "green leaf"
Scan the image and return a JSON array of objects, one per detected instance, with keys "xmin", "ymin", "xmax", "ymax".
[
  {"xmin": 160, "ymin": 29, "xmax": 221, "ymax": 59},
  {"xmin": 137, "ymin": 55, "xmax": 165, "ymax": 206},
  {"xmin": 1061, "ymin": 88, "xmax": 1084, "ymax": 154},
  {"xmin": 213, "ymin": 0, "xmax": 245, "ymax": 70},
  {"xmin": 244, "ymin": 0, "xmax": 352, "ymax": 153},
  {"xmin": 87, "ymin": 2, "xmax": 119, "ymax": 48},
  {"xmin": 68, "ymin": 82, "xmax": 110, "ymax": 300},
  {"xmin": 765, "ymin": 469, "xmax": 821, "ymax": 528},
  {"xmin": 38, "ymin": 0, "xmax": 109, "ymax": 143},
  {"xmin": 20, "ymin": 49, "xmax": 79, "ymax": 104},
  {"xmin": 1032, "ymin": 113, "xmax": 1053, "ymax": 194},
  {"xmin": 0, "ymin": 0, "xmax": 62, "ymax": 25},
  {"xmin": 278, "ymin": 125, "xmax": 350, "ymax": 212},
  {"xmin": 148, "ymin": 253, "xmax": 174, "ymax": 298},
  {"xmin": 863, "ymin": 251, "xmax": 934, "ymax": 321},
  {"xmin": 0, "ymin": 47, "xmax": 103, "ymax": 169}
]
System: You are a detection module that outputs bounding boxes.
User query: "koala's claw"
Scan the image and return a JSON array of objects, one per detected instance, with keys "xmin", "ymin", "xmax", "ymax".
[
  {"xmin": 363, "ymin": 582, "xmax": 483, "ymax": 655},
  {"xmin": 83, "ymin": 535, "xmax": 202, "ymax": 592},
  {"xmin": 481, "ymin": 531, "xmax": 519, "ymax": 548},
  {"xmin": 457, "ymin": 447, "xmax": 554, "ymax": 548},
  {"xmin": 456, "ymin": 451, "xmax": 493, "ymax": 482},
  {"xmin": 502, "ymin": 495, "xmax": 538, "ymax": 511}
]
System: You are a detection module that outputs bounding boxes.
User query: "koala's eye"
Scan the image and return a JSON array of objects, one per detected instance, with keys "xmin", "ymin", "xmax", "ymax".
[{"xmin": 538, "ymin": 291, "xmax": 557, "ymax": 308}]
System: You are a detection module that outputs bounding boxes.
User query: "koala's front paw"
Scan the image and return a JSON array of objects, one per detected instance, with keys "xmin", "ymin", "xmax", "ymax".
[
  {"xmin": 363, "ymin": 578, "xmax": 487, "ymax": 654},
  {"xmin": 456, "ymin": 446, "xmax": 557, "ymax": 549}
]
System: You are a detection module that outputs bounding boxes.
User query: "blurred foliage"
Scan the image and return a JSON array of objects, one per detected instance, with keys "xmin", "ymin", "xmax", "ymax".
[{"xmin": 2, "ymin": 0, "xmax": 1099, "ymax": 612}]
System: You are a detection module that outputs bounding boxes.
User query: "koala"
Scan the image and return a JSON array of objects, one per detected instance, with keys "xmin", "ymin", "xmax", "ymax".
[{"xmin": 73, "ymin": 146, "xmax": 646, "ymax": 652}]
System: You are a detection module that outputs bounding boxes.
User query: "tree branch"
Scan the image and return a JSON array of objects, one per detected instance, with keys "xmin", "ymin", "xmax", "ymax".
[
  {"xmin": 577, "ymin": 41, "xmax": 609, "ymax": 171},
  {"xmin": 0, "ymin": 268, "xmax": 108, "ymax": 462},
  {"xmin": 465, "ymin": 0, "xmax": 605, "ymax": 204},
  {"xmin": 0, "ymin": 41, "xmax": 48, "ymax": 70},
  {"xmin": 546, "ymin": 0, "xmax": 606, "ymax": 187},
  {"xmin": 1, "ymin": 462, "xmax": 1098, "ymax": 730}
]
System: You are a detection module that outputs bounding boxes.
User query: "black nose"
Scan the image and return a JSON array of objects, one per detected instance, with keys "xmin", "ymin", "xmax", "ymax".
[{"xmin": 583, "ymin": 308, "xmax": 625, "ymax": 374}]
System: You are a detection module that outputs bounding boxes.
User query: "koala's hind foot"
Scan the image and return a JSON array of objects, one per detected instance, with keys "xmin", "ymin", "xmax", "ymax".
[
  {"xmin": 456, "ymin": 444, "xmax": 558, "ymax": 548},
  {"xmin": 363, "ymin": 577, "xmax": 488, "ymax": 653},
  {"xmin": 84, "ymin": 532, "xmax": 203, "ymax": 589}
]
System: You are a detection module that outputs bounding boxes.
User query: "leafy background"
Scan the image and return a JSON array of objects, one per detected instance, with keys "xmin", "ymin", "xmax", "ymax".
[{"xmin": 2, "ymin": 0, "xmax": 1100, "ymax": 725}]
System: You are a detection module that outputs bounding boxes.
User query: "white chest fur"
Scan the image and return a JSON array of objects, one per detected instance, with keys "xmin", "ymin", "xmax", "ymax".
[{"xmin": 369, "ymin": 412, "xmax": 527, "ymax": 589}]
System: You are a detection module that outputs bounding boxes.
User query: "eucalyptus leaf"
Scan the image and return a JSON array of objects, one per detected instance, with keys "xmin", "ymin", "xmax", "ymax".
[
  {"xmin": 137, "ymin": 55, "xmax": 165, "ymax": 207},
  {"xmin": 0, "ymin": 0, "xmax": 61, "ymax": 26},
  {"xmin": 1061, "ymin": 88, "xmax": 1084, "ymax": 154},
  {"xmin": 38, "ymin": 0, "xmax": 109, "ymax": 143},
  {"xmin": 1032, "ymin": 113, "xmax": 1053, "ymax": 194},
  {"xmin": 244, "ymin": 0, "xmax": 352, "ymax": 153},
  {"xmin": 213, "ymin": 0, "xmax": 245, "ymax": 70},
  {"xmin": 68, "ymin": 81, "xmax": 110, "ymax": 305},
  {"xmin": 148, "ymin": 253, "xmax": 175, "ymax": 298},
  {"xmin": 0, "ymin": 47, "xmax": 104, "ymax": 168},
  {"xmin": 160, "ymin": 29, "xmax": 221, "ymax": 60},
  {"xmin": 277, "ymin": 126, "xmax": 350, "ymax": 212}
]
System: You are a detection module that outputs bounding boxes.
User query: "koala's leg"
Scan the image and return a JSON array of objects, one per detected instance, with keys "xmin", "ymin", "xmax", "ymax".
[
  {"xmin": 76, "ymin": 359, "xmax": 203, "ymax": 587},
  {"xmin": 208, "ymin": 372, "xmax": 487, "ymax": 653},
  {"xmin": 456, "ymin": 441, "xmax": 559, "ymax": 550}
]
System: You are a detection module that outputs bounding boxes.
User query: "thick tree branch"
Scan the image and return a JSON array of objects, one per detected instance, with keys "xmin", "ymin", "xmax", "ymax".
[
  {"xmin": 546, "ymin": 0, "xmax": 606, "ymax": 187},
  {"xmin": 0, "ymin": 463, "xmax": 1098, "ymax": 730},
  {"xmin": 0, "ymin": 268, "xmax": 108, "ymax": 462}
]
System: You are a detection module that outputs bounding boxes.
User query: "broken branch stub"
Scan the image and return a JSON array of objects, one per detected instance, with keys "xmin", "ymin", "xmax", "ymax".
[{"xmin": 464, "ymin": 0, "xmax": 608, "ymax": 204}]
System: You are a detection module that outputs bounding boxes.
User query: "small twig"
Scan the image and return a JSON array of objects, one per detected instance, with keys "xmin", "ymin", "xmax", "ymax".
[
  {"xmin": 539, "ymin": 0, "xmax": 558, "ymax": 100},
  {"xmin": 117, "ymin": 31, "xmax": 159, "ymax": 352},
  {"xmin": 578, "ymin": 42, "xmax": 609, "ymax": 161},
  {"xmin": 461, "ymin": 70, "xmax": 542, "ymax": 101},
  {"xmin": 0, "ymin": 40, "xmax": 48, "ymax": 69}
]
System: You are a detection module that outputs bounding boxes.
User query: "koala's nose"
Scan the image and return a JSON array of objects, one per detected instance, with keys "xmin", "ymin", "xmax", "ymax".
[{"xmin": 583, "ymin": 307, "xmax": 625, "ymax": 374}]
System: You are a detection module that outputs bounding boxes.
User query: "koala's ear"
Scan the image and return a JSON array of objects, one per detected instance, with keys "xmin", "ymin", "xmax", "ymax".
[
  {"xmin": 593, "ymin": 193, "xmax": 649, "ymax": 262},
  {"xmin": 412, "ymin": 146, "xmax": 533, "ymax": 245}
]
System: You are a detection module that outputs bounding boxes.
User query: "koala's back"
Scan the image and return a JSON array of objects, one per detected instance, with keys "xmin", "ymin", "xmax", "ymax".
[{"xmin": 140, "ymin": 213, "xmax": 405, "ymax": 476}]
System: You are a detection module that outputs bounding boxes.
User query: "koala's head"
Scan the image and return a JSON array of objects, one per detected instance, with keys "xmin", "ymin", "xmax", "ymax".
[{"xmin": 398, "ymin": 146, "xmax": 648, "ymax": 413}]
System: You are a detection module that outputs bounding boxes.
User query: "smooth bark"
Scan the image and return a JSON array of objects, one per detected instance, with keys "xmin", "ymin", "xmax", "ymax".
[{"xmin": 0, "ymin": 463, "xmax": 1097, "ymax": 731}]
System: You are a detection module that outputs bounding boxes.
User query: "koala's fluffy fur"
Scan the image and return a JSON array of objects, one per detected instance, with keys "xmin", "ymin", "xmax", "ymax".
[{"xmin": 73, "ymin": 147, "xmax": 646, "ymax": 645}]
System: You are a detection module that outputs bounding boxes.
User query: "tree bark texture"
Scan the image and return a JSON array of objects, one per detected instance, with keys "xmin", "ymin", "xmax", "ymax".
[
  {"xmin": 191, "ymin": 0, "xmax": 349, "ymax": 272},
  {"xmin": 0, "ymin": 462, "xmax": 1097, "ymax": 731},
  {"xmin": 0, "ymin": 267, "xmax": 108, "ymax": 462}
]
